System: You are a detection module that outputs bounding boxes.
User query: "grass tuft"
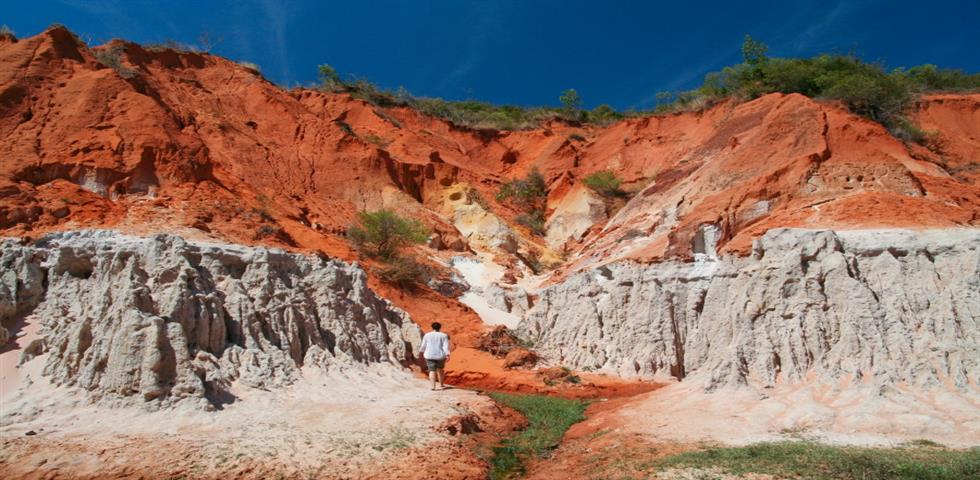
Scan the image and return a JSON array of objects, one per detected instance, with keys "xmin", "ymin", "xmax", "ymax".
[{"xmin": 487, "ymin": 392, "xmax": 588, "ymax": 479}]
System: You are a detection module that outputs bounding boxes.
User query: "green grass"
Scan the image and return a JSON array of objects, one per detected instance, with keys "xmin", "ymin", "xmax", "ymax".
[
  {"xmin": 582, "ymin": 170, "xmax": 624, "ymax": 197},
  {"xmin": 653, "ymin": 441, "xmax": 980, "ymax": 480},
  {"xmin": 487, "ymin": 392, "xmax": 589, "ymax": 480}
]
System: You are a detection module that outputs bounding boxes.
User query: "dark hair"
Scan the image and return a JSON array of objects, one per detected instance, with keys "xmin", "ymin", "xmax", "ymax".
[{"xmin": 431, "ymin": 322, "xmax": 442, "ymax": 331}]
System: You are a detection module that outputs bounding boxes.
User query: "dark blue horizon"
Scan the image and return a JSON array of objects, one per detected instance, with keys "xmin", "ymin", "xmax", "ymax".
[{"xmin": 5, "ymin": 0, "xmax": 980, "ymax": 109}]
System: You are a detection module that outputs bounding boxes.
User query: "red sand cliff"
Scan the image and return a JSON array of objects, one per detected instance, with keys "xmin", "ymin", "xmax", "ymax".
[{"xmin": 2, "ymin": 27, "xmax": 978, "ymax": 390}]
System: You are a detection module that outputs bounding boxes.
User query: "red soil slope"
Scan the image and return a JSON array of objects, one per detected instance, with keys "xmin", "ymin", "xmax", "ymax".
[{"xmin": 2, "ymin": 27, "xmax": 978, "ymax": 387}]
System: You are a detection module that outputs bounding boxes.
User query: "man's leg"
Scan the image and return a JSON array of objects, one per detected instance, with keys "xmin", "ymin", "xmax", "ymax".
[
  {"xmin": 437, "ymin": 368, "xmax": 445, "ymax": 389},
  {"xmin": 429, "ymin": 369, "xmax": 437, "ymax": 390}
]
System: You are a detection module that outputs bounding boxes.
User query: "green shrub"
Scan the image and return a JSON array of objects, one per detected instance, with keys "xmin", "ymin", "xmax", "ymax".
[
  {"xmin": 334, "ymin": 120, "xmax": 355, "ymax": 137},
  {"xmin": 586, "ymin": 104, "xmax": 621, "ymax": 125},
  {"xmin": 662, "ymin": 36, "xmax": 980, "ymax": 143},
  {"xmin": 362, "ymin": 133, "xmax": 391, "ymax": 148},
  {"xmin": 373, "ymin": 256, "xmax": 430, "ymax": 288},
  {"xmin": 497, "ymin": 169, "xmax": 549, "ymax": 236},
  {"xmin": 741, "ymin": 34, "xmax": 769, "ymax": 65},
  {"xmin": 309, "ymin": 45, "xmax": 979, "ymax": 142},
  {"xmin": 256, "ymin": 225, "xmax": 279, "ymax": 237},
  {"xmin": 317, "ymin": 64, "xmax": 343, "ymax": 91},
  {"xmin": 94, "ymin": 45, "xmax": 138, "ymax": 79},
  {"xmin": 582, "ymin": 170, "xmax": 623, "ymax": 197},
  {"xmin": 516, "ymin": 210, "xmax": 546, "ymax": 236},
  {"xmin": 496, "ymin": 168, "xmax": 548, "ymax": 211},
  {"xmin": 347, "ymin": 209, "xmax": 430, "ymax": 259},
  {"xmin": 559, "ymin": 88, "xmax": 582, "ymax": 117},
  {"xmin": 0, "ymin": 25, "xmax": 14, "ymax": 37},
  {"xmin": 889, "ymin": 116, "xmax": 933, "ymax": 144},
  {"xmin": 310, "ymin": 66, "xmax": 569, "ymax": 131},
  {"xmin": 144, "ymin": 40, "xmax": 192, "ymax": 53}
]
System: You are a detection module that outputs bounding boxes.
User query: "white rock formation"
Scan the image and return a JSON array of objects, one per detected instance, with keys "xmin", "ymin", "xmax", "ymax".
[
  {"xmin": 545, "ymin": 186, "xmax": 607, "ymax": 249},
  {"xmin": 520, "ymin": 228, "xmax": 980, "ymax": 393},
  {"xmin": 451, "ymin": 255, "xmax": 530, "ymax": 328},
  {"xmin": 0, "ymin": 231, "xmax": 421, "ymax": 409}
]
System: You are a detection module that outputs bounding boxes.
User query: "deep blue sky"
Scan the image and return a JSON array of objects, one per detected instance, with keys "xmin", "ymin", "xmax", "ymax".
[{"xmin": 5, "ymin": 1, "xmax": 980, "ymax": 109}]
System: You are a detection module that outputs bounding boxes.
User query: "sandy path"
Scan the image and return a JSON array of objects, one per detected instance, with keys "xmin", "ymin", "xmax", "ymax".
[{"xmin": 1, "ymin": 355, "xmax": 514, "ymax": 479}]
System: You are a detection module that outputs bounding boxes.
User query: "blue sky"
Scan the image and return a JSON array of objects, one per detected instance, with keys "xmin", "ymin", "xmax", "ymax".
[{"xmin": 5, "ymin": 0, "xmax": 980, "ymax": 109}]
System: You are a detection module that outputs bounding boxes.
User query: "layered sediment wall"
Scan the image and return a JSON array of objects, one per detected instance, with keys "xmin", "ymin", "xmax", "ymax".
[
  {"xmin": 0, "ymin": 231, "xmax": 420, "ymax": 409},
  {"xmin": 521, "ymin": 228, "xmax": 980, "ymax": 394}
]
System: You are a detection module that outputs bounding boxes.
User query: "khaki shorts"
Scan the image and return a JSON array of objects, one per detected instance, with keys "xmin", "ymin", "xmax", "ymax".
[{"xmin": 425, "ymin": 358, "xmax": 446, "ymax": 371}]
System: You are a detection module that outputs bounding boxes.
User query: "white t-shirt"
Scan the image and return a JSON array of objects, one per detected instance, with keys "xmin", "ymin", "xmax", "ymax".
[{"xmin": 420, "ymin": 331, "xmax": 450, "ymax": 360}]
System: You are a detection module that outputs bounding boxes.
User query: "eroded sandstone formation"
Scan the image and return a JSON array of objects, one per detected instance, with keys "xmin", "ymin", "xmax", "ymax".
[
  {"xmin": 521, "ymin": 228, "xmax": 980, "ymax": 394},
  {"xmin": 1, "ymin": 230, "xmax": 420, "ymax": 408}
]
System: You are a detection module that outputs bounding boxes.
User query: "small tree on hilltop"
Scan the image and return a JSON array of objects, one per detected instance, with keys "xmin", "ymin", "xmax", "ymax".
[
  {"xmin": 347, "ymin": 209, "xmax": 430, "ymax": 259},
  {"xmin": 560, "ymin": 89, "xmax": 582, "ymax": 115},
  {"xmin": 318, "ymin": 64, "xmax": 343, "ymax": 91},
  {"xmin": 741, "ymin": 34, "xmax": 769, "ymax": 65}
]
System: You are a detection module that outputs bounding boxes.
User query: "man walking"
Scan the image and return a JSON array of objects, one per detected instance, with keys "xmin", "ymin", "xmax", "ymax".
[{"xmin": 419, "ymin": 322, "xmax": 450, "ymax": 390}]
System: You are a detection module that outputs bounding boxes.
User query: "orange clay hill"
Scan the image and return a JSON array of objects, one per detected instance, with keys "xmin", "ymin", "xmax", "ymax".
[{"xmin": 1, "ymin": 26, "xmax": 978, "ymax": 394}]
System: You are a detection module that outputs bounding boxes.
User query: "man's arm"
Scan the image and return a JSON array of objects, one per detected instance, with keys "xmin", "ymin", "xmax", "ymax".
[{"xmin": 443, "ymin": 335, "xmax": 451, "ymax": 358}]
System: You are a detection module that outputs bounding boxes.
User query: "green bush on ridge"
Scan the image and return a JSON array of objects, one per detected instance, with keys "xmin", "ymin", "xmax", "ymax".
[
  {"xmin": 665, "ymin": 35, "xmax": 980, "ymax": 142},
  {"xmin": 313, "ymin": 37, "xmax": 979, "ymax": 141}
]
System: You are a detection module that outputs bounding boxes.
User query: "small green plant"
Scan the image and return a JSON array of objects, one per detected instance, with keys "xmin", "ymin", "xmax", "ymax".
[
  {"xmin": 741, "ymin": 34, "xmax": 769, "ymax": 65},
  {"xmin": 93, "ymin": 44, "xmax": 138, "ymax": 79},
  {"xmin": 889, "ymin": 115, "xmax": 939, "ymax": 146},
  {"xmin": 497, "ymin": 168, "xmax": 548, "ymax": 236},
  {"xmin": 317, "ymin": 64, "xmax": 343, "ymax": 91},
  {"xmin": 515, "ymin": 210, "xmax": 546, "ymax": 236},
  {"xmin": 361, "ymin": 133, "xmax": 391, "ymax": 148},
  {"xmin": 256, "ymin": 225, "xmax": 281, "ymax": 238},
  {"xmin": 347, "ymin": 209, "xmax": 430, "ymax": 259},
  {"xmin": 334, "ymin": 120, "xmax": 355, "ymax": 137},
  {"xmin": 559, "ymin": 88, "xmax": 582, "ymax": 119},
  {"xmin": 586, "ymin": 104, "xmax": 621, "ymax": 125},
  {"xmin": 582, "ymin": 170, "xmax": 623, "ymax": 197},
  {"xmin": 0, "ymin": 25, "xmax": 14, "ymax": 37},
  {"xmin": 253, "ymin": 195, "xmax": 274, "ymax": 222},
  {"xmin": 496, "ymin": 168, "xmax": 547, "ymax": 211},
  {"xmin": 145, "ymin": 39, "xmax": 193, "ymax": 53},
  {"xmin": 487, "ymin": 393, "xmax": 588, "ymax": 479},
  {"xmin": 467, "ymin": 188, "xmax": 490, "ymax": 209},
  {"xmin": 373, "ymin": 256, "xmax": 430, "ymax": 288}
]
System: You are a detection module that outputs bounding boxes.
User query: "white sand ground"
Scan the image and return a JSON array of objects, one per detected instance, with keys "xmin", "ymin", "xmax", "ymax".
[
  {"xmin": 602, "ymin": 374, "xmax": 980, "ymax": 448},
  {"xmin": 1, "ymin": 328, "xmax": 496, "ymax": 478}
]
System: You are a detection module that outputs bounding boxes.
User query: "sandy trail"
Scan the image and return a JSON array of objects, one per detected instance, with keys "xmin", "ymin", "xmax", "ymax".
[{"xmin": 1, "ymin": 354, "xmax": 517, "ymax": 479}]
